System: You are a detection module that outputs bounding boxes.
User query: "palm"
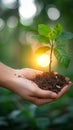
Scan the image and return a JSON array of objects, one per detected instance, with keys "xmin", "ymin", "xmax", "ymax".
[
  {"xmin": 19, "ymin": 68, "xmax": 72, "ymax": 98},
  {"xmin": 14, "ymin": 68, "xmax": 72, "ymax": 105}
]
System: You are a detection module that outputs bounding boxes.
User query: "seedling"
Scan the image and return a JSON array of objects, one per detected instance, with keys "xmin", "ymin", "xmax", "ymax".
[
  {"xmin": 32, "ymin": 24, "xmax": 73, "ymax": 93},
  {"xmin": 32, "ymin": 23, "xmax": 73, "ymax": 72}
]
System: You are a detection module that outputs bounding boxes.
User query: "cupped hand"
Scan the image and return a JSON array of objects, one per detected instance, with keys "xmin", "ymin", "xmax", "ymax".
[
  {"xmin": 11, "ymin": 68, "xmax": 57, "ymax": 106},
  {"xmin": 56, "ymin": 80, "xmax": 72, "ymax": 99},
  {"xmin": 0, "ymin": 62, "xmax": 72, "ymax": 106},
  {"xmin": 12, "ymin": 68, "xmax": 72, "ymax": 106}
]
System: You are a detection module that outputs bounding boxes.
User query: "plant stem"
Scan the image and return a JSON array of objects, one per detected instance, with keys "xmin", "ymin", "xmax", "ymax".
[{"xmin": 49, "ymin": 40, "xmax": 53, "ymax": 72}]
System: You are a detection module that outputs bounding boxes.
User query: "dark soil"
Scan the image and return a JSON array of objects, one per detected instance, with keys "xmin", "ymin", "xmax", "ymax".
[{"xmin": 32, "ymin": 72, "xmax": 69, "ymax": 93}]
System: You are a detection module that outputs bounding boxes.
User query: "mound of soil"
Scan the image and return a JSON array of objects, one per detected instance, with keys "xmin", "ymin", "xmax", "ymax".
[{"xmin": 32, "ymin": 72, "xmax": 69, "ymax": 93}]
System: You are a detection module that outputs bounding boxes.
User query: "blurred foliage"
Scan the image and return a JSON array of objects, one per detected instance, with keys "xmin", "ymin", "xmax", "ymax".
[{"xmin": 0, "ymin": 0, "xmax": 73, "ymax": 129}]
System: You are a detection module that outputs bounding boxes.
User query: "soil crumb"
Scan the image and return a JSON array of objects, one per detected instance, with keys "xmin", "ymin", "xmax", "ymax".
[{"xmin": 32, "ymin": 72, "xmax": 69, "ymax": 93}]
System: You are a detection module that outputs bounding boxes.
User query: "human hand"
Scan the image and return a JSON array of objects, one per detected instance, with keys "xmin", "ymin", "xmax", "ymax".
[
  {"xmin": 0, "ymin": 63, "xmax": 58, "ymax": 106},
  {"xmin": 10, "ymin": 68, "xmax": 58, "ymax": 106},
  {"xmin": 0, "ymin": 62, "xmax": 72, "ymax": 106},
  {"xmin": 51, "ymin": 73, "xmax": 72, "ymax": 101},
  {"xmin": 55, "ymin": 78, "xmax": 72, "ymax": 99},
  {"xmin": 12, "ymin": 68, "xmax": 72, "ymax": 105}
]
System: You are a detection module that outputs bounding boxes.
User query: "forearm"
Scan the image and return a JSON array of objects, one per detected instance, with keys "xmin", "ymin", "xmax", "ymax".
[
  {"xmin": 0, "ymin": 62, "xmax": 26, "ymax": 97},
  {"xmin": 0, "ymin": 62, "xmax": 16, "ymax": 88}
]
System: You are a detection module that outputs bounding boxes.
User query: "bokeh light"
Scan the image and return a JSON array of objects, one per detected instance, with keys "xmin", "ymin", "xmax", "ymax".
[
  {"xmin": 47, "ymin": 7, "xmax": 60, "ymax": 21},
  {"xmin": 19, "ymin": 2, "xmax": 37, "ymax": 19},
  {"xmin": 19, "ymin": 0, "xmax": 37, "ymax": 26},
  {"xmin": 1, "ymin": 0, "xmax": 17, "ymax": 9},
  {"xmin": 7, "ymin": 16, "xmax": 18, "ymax": 29},
  {"xmin": 0, "ymin": 18, "xmax": 5, "ymax": 31}
]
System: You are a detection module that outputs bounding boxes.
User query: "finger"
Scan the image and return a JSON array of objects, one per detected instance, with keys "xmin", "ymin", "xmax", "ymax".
[
  {"xmin": 65, "ymin": 77, "xmax": 70, "ymax": 81},
  {"xmin": 29, "ymin": 97, "xmax": 54, "ymax": 106},
  {"xmin": 35, "ymin": 87, "xmax": 57, "ymax": 99},
  {"xmin": 57, "ymin": 82, "xmax": 72, "ymax": 98}
]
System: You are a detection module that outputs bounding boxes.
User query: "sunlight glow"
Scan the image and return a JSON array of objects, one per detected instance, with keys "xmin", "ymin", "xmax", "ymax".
[
  {"xmin": 37, "ymin": 54, "xmax": 50, "ymax": 67},
  {"xmin": 47, "ymin": 7, "xmax": 60, "ymax": 20}
]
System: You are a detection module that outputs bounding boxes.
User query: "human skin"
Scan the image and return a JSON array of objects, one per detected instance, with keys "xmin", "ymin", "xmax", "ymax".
[{"xmin": 0, "ymin": 62, "xmax": 72, "ymax": 106}]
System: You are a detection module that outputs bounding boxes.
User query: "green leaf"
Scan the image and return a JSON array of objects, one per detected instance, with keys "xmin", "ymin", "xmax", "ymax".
[
  {"xmin": 54, "ymin": 47, "xmax": 70, "ymax": 67},
  {"xmin": 38, "ymin": 24, "xmax": 51, "ymax": 37},
  {"xmin": 32, "ymin": 35, "xmax": 49, "ymax": 43},
  {"xmin": 0, "ymin": 117, "xmax": 8, "ymax": 126},
  {"xmin": 56, "ymin": 32, "xmax": 73, "ymax": 41},
  {"xmin": 9, "ymin": 110, "xmax": 21, "ymax": 119},
  {"xmin": 0, "ymin": 121, "xmax": 8, "ymax": 126},
  {"xmin": 36, "ymin": 117, "xmax": 50, "ymax": 129},
  {"xmin": 53, "ymin": 114, "xmax": 69, "ymax": 125},
  {"xmin": 35, "ymin": 46, "xmax": 50, "ymax": 55},
  {"xmin": 54, "ymin": 23, "xmax": 63, "ymax": 35},
  {"xmin": 47, "ymin": 24, "xmax": 63, "ymax": 40},
  {"xmin": 51, "ymin": 23, "xmax": 63, "ymax": 40}
]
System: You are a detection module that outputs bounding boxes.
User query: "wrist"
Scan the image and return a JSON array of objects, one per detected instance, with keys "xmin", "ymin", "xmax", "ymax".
[{"xmin": 0, "ymin": 62, "xmax": 16, "ymax": 87}]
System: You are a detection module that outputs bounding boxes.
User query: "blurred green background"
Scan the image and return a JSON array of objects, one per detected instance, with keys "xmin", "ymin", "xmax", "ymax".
[{"xmin": 0, "ymin": 0, "xmax": 73, "ymax": 130}]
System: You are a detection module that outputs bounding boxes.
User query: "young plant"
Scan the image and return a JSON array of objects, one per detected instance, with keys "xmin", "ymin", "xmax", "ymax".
[{"xmin": 32, "ymin": 24, "xmax": 73, "ymax": 72}]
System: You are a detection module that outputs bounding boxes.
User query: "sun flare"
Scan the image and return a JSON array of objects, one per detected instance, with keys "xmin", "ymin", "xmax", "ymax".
[{"xmin": 37, "ymin": 54, "xmax": 50, "ymax": 67}]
